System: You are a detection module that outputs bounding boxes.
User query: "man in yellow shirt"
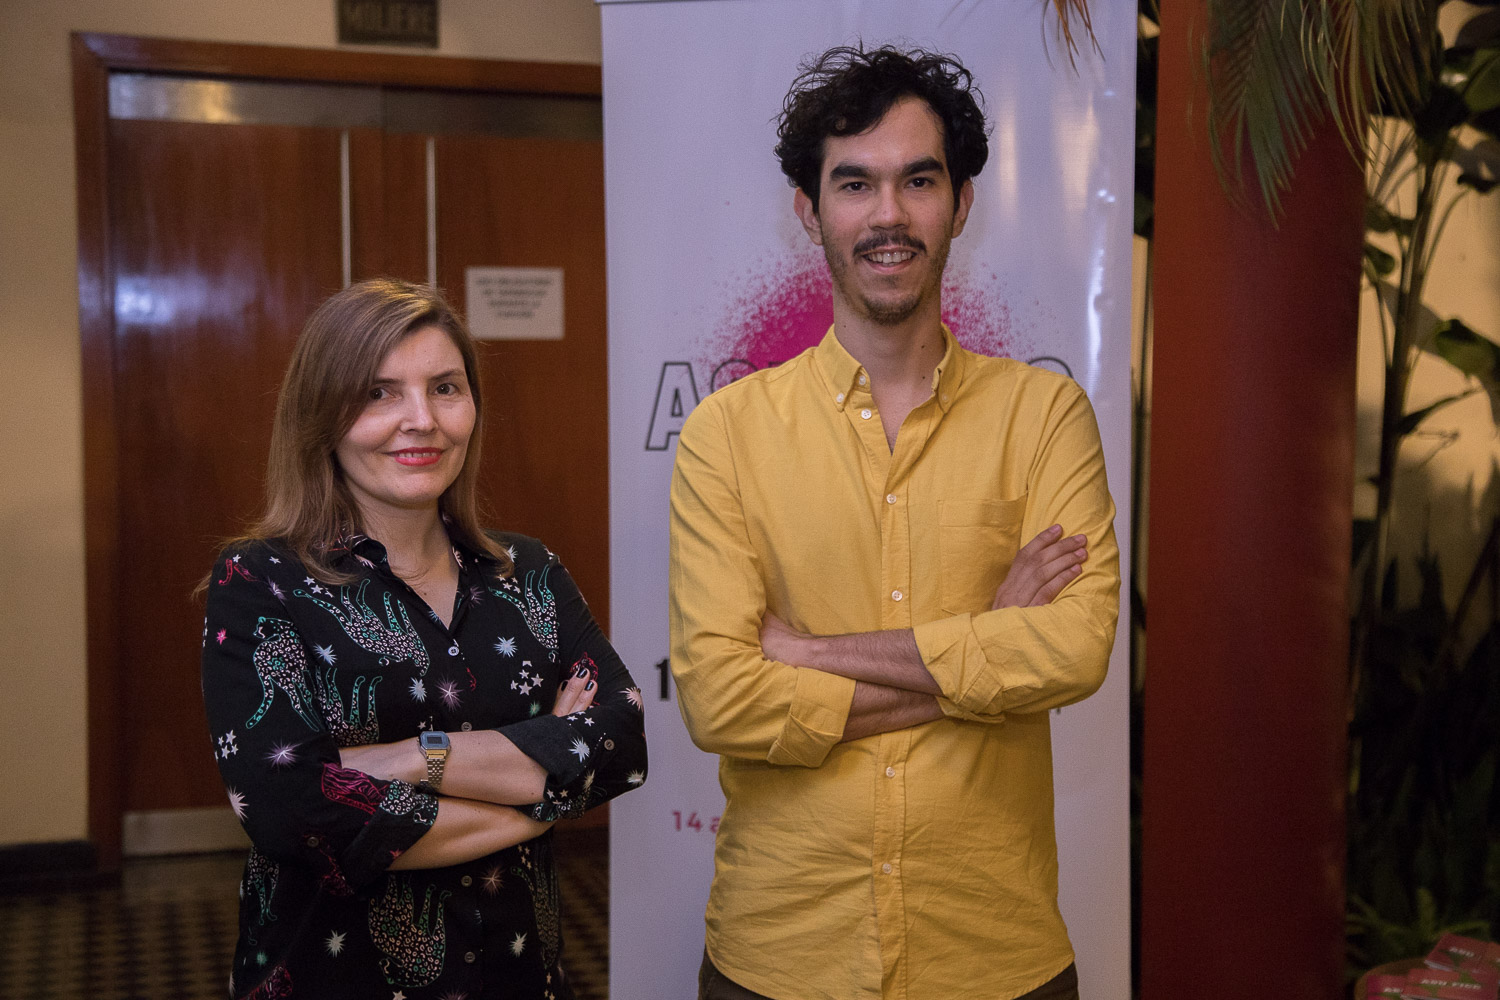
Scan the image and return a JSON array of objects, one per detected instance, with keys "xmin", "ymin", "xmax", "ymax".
[{"xmin": 669, "ymin": 45, "xmax": 1119, "ymax": 1000}]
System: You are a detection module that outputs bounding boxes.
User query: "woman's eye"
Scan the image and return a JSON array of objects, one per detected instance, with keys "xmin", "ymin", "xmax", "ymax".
[{"xmin": 368, "ymin": 387, "xmax": 387, "ymax": 401}]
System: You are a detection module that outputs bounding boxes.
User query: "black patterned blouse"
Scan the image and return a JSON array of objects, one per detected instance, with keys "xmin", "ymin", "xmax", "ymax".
[{"xmin": 200, "ymin": 531, "xmax": 646, "ymax": 1000}]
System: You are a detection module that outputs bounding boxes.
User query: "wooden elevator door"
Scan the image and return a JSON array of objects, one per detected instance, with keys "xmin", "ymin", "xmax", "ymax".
[{"xmin": 104, "ymin": 74, "xmax": 607, "ymax": 849}]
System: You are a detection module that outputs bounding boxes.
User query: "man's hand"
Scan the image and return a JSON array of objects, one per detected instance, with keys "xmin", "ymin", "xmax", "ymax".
[
  {"xmin": 991, "ymin": 524, "xmax": 1088, "ymax": 610},
  {"xmin": 760, "ymin": 612, "xmax": 812, "ymax": 666}
]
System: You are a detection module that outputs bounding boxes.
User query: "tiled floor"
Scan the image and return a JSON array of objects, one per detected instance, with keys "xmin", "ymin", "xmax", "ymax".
[{"xmin": 0, "ymin": 828, "xmax": 609, "ymax": 1000}]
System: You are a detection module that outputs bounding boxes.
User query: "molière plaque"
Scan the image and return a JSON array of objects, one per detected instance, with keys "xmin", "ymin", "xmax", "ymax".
[{"xmin": 338, "ymin": 0, "xmax": 438, "ymax": 47}]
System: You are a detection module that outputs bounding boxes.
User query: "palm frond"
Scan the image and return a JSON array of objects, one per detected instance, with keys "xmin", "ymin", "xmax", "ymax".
[
  {"xmin": 1046, "ymin": 0, "xmax": 1102, "ymax": 67},
  {"xmin": 1204, "ymin": 0, "xmax": 1328, "ymax": 215},
  {"xmin": 1203, "ymin": 0, "xmax": 1432, "ymax": 218},
  {"xmin": 1334, "ymin": 0, "xmax": 1429, "ymax": 136}
]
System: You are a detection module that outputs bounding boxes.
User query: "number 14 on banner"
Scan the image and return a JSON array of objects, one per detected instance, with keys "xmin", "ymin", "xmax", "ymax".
[{"xmin": 672, "ymin": 811, "xmax": 720, "ymax": 834}]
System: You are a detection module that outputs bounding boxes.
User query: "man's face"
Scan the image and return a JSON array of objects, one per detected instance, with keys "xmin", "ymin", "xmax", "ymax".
[{"xmin": 794, "ymin": 95, "xmax": 974, "ymax": 328}]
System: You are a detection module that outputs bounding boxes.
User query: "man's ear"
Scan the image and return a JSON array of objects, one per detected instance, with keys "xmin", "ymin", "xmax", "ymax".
[
  {"xmin": 793, "ymin": 187, "xmax": 824, "ymax": 246},
  {"xmin": 951, "ymin": 179, "xmax": 975, "ymax": 237}
]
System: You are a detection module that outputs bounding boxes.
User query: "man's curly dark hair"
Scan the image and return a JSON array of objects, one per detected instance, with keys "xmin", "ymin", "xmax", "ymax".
[{"xmin": 775, "ymin": 45, "xmax": 990, "ymax": 212}]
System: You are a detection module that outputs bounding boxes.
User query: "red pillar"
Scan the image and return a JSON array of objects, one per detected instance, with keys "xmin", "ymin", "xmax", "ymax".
[{"xmin": 1141, "ymin": 2, "xmax": 1363, "ymax": 996}]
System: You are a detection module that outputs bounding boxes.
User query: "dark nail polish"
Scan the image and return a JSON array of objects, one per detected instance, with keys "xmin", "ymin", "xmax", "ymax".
[{"xmin": 585, "ymin": 680, "xmax": 595, "ymax": 691}]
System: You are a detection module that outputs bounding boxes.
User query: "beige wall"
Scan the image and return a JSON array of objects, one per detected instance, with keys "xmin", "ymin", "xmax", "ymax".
[
  {"xmin": 1356, "ymin": 130, "xmax": 1500, "ymax": 622},
  {"xmin": 0, "ymin": 0, "xmax": 601, "ymax": 847}
]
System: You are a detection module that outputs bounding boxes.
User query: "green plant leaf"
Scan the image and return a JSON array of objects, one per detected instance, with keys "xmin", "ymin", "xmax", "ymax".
[
  {"xmin": 1461, "ymin": 49, "xmax": 1500, "ymax": 115},
  {"xmin": 1414, "ymin": 84, "xmax": 1472, "ymax": 149},
  {"xmin": 1134, "ymin": 191, "xmax": 1154, "ymax": 239},
  {"xmin": 1365, "ymin": 242, "xmax": 1398, "ymax": 276},
  {"xmin": 1431, "ymin": 318, "xmax": 1500, "ymax": 379},
  {"xmin": 1396, "ymin": 390, "xmax": 1481, "ymax": 436},
  {"xmin": 1366, "ymin": 199, "xmax": 1418, "ymax": 234},
  {"xmin": 1453, "ymin": 6, "xmax": 1500, "ymax": 52}
]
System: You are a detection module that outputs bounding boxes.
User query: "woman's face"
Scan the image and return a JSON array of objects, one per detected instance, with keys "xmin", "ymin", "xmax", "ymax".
[{"xmin": 335, "ymin": 325, "xmax": 476, "ymax": 526}]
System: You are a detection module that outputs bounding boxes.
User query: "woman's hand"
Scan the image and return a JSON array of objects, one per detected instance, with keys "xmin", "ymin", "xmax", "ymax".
[
  {"xmin": 337, "ymin": 664, "xmax": 593, "ymax": 797},
  {"xmin": 991, "ymin": 524, "xmax": 1088, "ymax": 610},
  {"xmin": 552, "ymin": 661, "xmax": 597, "ymax": 716}
]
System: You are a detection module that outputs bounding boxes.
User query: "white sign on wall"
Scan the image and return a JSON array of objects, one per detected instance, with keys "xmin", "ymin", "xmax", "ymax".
[
  {"xmin": 464, "ymin": 266, "xmax": 564, "ymax": 340},
  {"xmin": 600, "ymin": 2, "xmax": 1136, "ymax": 997}
]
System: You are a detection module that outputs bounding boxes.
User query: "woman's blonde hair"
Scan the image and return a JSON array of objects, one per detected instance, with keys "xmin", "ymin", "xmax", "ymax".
[{"xmin": 243, "ymin": 278, "xmax": 510, "ymax": 581}]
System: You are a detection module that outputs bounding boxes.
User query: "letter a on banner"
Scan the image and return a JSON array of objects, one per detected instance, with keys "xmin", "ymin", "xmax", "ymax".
[
  {"xmin": 645, "ymin": 362, "xmax": 700, "ymax": 450},
  {"xmin": 600, "ymin": 1, "xmax": 1136, "ymax": 996}
]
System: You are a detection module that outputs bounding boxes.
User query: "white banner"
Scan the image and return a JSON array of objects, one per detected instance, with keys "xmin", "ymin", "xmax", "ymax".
[{"xmin": 601, "ymin": 2, "xmax": 1135, "ymax": 996}]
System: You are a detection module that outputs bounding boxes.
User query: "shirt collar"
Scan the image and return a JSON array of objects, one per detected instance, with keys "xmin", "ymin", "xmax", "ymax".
[
  {"xmin": 325, "ymin": 530, "xmax": 388, "ymax": 571},
  {"xmin": 326, "ymin": 524, "xmax": 501, "ymax": 575},
  {"xmin": 813, "ymin": 324, "xmax": 967, "ymax": 412}
]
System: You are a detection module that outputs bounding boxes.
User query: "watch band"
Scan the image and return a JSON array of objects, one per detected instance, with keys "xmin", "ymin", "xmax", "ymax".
[
  {"xmin": 418, "ymin": 731, "xmax": 450, "ymax": 793},
  {"xmin": 423, "ymin": 748, "xmax": 447, "ymax": 792}
]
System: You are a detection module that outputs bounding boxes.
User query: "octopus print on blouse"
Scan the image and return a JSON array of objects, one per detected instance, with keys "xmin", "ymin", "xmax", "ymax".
[
  {"xmin": 201, "ymin": 531, "xmax": 646, "ymax": 999},
  {"xmin": 314, "ymin": 667, "xmax": 382, "ymax": 747},
  {"xmin": 491, "ymin": 566, "xmax": 559, "ymax": 662},
  {"xmin": 243, "ymin": 847, "xmax": 279, "ymax": 942},
  {"xmin": 369, "ymin": 876, "xmax": 451, "ymax": 988},
  {"xmin": 297, "ymin": 578, "xmax": 432, "ymax": 679},
  {"xmin": 247, "ymin": 618, "xmax": 318, "ymax": 731}
]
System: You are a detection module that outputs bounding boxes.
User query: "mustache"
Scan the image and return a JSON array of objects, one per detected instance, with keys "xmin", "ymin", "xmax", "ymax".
[{"xmin": 852, "ymin": 233, "xmax": 926, "ymax": 256}]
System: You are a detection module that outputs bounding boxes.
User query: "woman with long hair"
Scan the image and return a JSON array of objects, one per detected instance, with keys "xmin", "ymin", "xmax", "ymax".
[{"xmin": 201, "ymin": 278, "xmax": 646, "ymax": 999}]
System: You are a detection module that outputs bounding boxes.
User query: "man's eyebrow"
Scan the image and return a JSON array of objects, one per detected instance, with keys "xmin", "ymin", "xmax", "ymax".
[
  {"xmin": 827, "ymin": 156, "xmax": 946, "ymax": 181},
  {"xmin": 828, "ymin": 163, "xmax": 871, "ymax": 181}
]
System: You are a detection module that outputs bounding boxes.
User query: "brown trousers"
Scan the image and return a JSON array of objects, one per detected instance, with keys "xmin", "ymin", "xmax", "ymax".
[{"xmin": 698, "ymin": 950, "xmax": 1081, "ymax": 1000}]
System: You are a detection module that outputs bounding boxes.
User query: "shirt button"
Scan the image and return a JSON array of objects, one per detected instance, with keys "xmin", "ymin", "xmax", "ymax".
[
  {"xmin": 835, "ymin": 392, "xmax": 845, "ymax": 403},
  {"xmin": 891, "ymin": 590, "xmax": 903, "ymax": 601},
  {"xmin": 885, "ymin": 494, "xmax": 897, "ymax": 505},
  {"xmin": 464, "ymin": 951, "xmax": 477, "ymax": 963},
  {"xmin": 448, "ymin": 644, "xmax": 459, "ymax": 656},
  {"xmin": 886, "ymin": 766, "xmax": 896, "ymax": 778},
  {"xmin": 460, "ymin": 722, "xmax": 472, "ymax": 731},
  {"xmin": 305, "ymin": 835, "xmax": 320, "ymax": 848},
  {"xmin": 858, "ymin": 374, "xmax": 867, "ymax": 386},
  {"xmin": 604, "ymin": 739, "xmax": 615, "ymax": 750},
  {"xmin": 861, "ymin": 408, "xmax": 872, "ymax": 420},
  {"xmin": 461, "ymin": 875, "xmax": 472, "ymax": 887},
  {"xmin": 881, "ymin": 863, "xmax": 893, "ymax": 874},
  {"xmin": 941, "ymin": 394, "xmax": 950, "ymax": 404}
]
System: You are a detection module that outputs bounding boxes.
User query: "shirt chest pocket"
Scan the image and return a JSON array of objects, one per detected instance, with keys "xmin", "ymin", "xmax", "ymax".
[{"xmin": 937, "ymin": 497, "xmax": 1027, "ymax": 616}]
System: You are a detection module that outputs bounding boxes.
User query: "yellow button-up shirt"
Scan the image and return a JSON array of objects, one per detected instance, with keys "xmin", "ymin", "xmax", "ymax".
[{"xmin": 669, "ymin": 328, "xmax": 1119, "ymax": 1000}]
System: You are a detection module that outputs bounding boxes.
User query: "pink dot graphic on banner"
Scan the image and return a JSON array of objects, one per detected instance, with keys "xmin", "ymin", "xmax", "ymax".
[{"xmin": 701, "ymin": 250, "xmax": 1028, "ymax": 392}]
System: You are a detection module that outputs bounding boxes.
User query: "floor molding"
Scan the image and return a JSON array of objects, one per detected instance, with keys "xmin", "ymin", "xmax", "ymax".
[
  {"xmin": 122, "ymin": 807, "xmax": 250, "ymax": 857},
  {"xmin": 0, "ymin": 839, "xmax": 104, "ymax": 893}
]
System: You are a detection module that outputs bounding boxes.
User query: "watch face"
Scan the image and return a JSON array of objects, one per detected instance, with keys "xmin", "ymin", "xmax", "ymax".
[{"xmin": 420, "ymin": 731, "xmax": 450, "ymax": 751}]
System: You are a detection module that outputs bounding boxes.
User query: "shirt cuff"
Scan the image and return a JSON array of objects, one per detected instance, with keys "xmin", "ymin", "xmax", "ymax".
[
  {"xmin": 913, "ymin": 612, "xmax": 1006, "ymax": 717},
  {"xmin": 497, "ymin": 714, "xmax": 583, "ymax": 786},
  {"xmin": 342, "ymin": 779, "xmax": 438, "ymax": 891},
  {"xmin": 767, "ymin": 667, "xmax": 855, "ymax": 767},
  {"xmin": 934, "ymin": 695, "xmax": 1006, "ymax": 724}
]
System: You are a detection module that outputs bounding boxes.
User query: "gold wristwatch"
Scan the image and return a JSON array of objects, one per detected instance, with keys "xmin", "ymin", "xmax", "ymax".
[{"xmin": 418, "ymin": 731, "xmax": 450, "ymax": 793}]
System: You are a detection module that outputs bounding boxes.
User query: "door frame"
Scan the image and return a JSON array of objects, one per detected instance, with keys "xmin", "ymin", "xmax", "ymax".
[{"xmin": 72, "ymin": 32, "xmax": 601, "ymax": 868}]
